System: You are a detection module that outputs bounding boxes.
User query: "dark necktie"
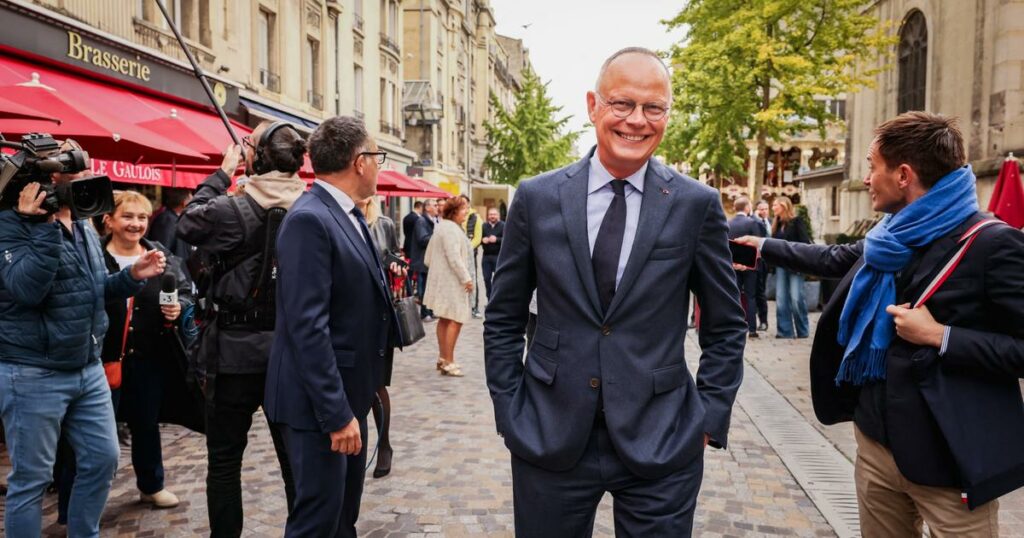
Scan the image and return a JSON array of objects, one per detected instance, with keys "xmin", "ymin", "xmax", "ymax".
[
  {"xmin": 351, "ymin": 207, "xmax": 387, "ymax": 286},
  {"xmin": 592, "ymin": 179, "xmax": 627, "ymax": 313}
]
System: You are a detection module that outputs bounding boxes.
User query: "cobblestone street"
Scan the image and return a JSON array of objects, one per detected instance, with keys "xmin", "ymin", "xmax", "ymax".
[{"xmin": 2, "ymin": 306, "xmax": 1020, "ymax": 536}]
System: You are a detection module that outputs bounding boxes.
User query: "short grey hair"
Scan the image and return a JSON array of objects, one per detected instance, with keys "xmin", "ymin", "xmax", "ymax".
[{"xmin": 595, "ymin": 47, "xmax": 671, "ymax": 93}]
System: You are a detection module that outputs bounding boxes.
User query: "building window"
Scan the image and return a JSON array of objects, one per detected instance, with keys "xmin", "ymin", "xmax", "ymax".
[
  {"xmin": 830, "ymin": 186, "xmax": 840, "ymax": 217},
  {"xmin": 380, "ymin": 0, "xmax": 387, "ymax": 34},
  {"xmin": 898, "ymin": 10, "xmax": 927, "ymax": 113},
  {"xmin": 380, "ymin": 78, "xmax": 389, "ymax": 125},
  {"xmin": 388, "ymin": 1, "xmax": 398, "ymax": 39},
  {"xmin": 354, "ymin": 65, "xmax": 364, "ymax": 115},
  {"xmin": 257, "ymin": 9, "xmax": 280, "ymax": 92},
  {"xmin": 305, "ymin": 38, "xmax": 322, "ymax": 109}
]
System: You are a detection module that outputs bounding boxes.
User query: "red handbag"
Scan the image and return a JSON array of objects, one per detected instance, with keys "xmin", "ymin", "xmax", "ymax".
[{"xmin": 103, "ymin": 297, "xmax": 134, "ymax": 389}]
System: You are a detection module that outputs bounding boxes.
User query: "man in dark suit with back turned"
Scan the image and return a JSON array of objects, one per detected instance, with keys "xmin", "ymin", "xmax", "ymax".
[
  {"xmin": 484, "ymin": 47, "xmax": 747, "ymax": 537},
  {"xmin": 727, "ymin": 196, "xmax": 765, "ymax": 338},
  {"xmin": 265, "ymin": 116, "xmax": 399, "ymax": 537},
  {"xmin": 401, "ymin": 200, "xmax": 422, "ymax": 257},
  {"xmin": 736, "ymin": 112, "xmax": 1024, "ymax": 536}
]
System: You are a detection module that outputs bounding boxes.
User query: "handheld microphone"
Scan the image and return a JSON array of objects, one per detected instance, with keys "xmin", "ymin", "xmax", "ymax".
[{"xmin": 159, "ymin": 273, "xmax": 178, "ymax": 306}]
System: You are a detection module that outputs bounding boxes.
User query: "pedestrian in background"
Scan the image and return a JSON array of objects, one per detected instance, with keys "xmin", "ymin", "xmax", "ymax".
[
  {"xmin": 754, "ymin": 200, "xmax": 771, "ymax": 332},
  {"xmin": 424, "ymin": 195, "xmax": 474, "ymax": 377},
  {"xmin": 727, "ymin": 196, "xmax": 765, "ymax": 338},
  {"xmin": 480, "ymin": 206, "xmax": 504, "ymax": 301},
  {"xmin": 356, "ymin": 195, "xmax": 403, "ymax": 479},
  {"xmin": 410, "ymin": 199, "xmax": 437, "ymax": 320},
  {"xmin": 461, "ymin": 194, "xmax": 483, "ymax": 318},
  {"xmin": 771, "ymin": 196, "xmax": 811, "ymax": 338},
  {"xmin": 147, "ymin": 187, "xmax": 193, "ymax": 267}
]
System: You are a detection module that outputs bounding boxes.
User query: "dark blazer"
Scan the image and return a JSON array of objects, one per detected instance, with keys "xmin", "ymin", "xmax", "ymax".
[
  {"xmin": 772, "ymin": 216, "xmax": 811, "ymax": 244},
  {"xmin": 762, "ymin": 213, "xmax": 1024, "ymax": 508},
  {"xmin": 401, "ymin": 210, "xmax": 420, "ymax": 255},
  {"xmin": 481, "ymin": 220, "xmax": 505, "ymax": 257},
  {"xmin": 408, "ymin": 215, "xmax": 434, "ymax": 273},
  {"xmin": 264, "ymin": 183, "xmax": 399, "ymax": 433},
  {"xmin": 727, "ymin": 213, "xmax": 765, "ymax": 240},
  {"xmin": 484, "ymin": 150, "xmax": 747, "ymax": 479}
]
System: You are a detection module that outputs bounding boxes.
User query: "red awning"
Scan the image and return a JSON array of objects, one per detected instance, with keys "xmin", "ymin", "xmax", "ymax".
[
  {"xmin": 0, "ymin": 94, "xmax": 60, "ymax": 123},
  {"xmin": 0, "ymin": 54, "xmax": 212, "ymax": 164},
  {"xmin": 377, "ymin": 170, "xmax": 453, "ymax": 198},
  {"xmin": 90, "ymin": 158, "xmax": 211, "ymax": 189}
]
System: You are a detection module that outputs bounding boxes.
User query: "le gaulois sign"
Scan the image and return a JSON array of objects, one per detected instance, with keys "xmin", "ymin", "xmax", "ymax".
[{"xmin": 91, "ymin": 159, "xmax": 164, "ymax": 185}]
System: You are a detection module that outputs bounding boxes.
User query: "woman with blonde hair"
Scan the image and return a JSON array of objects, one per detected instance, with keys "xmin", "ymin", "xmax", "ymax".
[
  {"xmin": 771, "ymin": 196, "xmax": 811, "ymax": 338},
  {"xmin": 423, "ymin": 196, "xmax": 473, "ymax": 377},
  {"xmin": 56, "ymin": 190, "xmax": 194, "ymax": 522}
]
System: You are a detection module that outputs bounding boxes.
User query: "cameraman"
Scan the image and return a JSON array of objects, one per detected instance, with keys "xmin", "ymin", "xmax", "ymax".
[
  {"xmin": 0, "ymin": 172, "xmax": 165, "ymax": 537},
  {"xmin": 177, "ymin": 121, "xmax": 305, "ymax": 537}
]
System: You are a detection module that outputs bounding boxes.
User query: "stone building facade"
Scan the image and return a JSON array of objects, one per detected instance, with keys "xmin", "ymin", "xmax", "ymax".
[{"xmin": 840, "ymin": 0, "xmax": 1024, "ymax": 232}]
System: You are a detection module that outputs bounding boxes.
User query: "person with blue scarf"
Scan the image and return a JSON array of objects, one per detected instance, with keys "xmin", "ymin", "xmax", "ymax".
[{"xmin": 735, "ymin": 112, "xmax": 1024, "ymax": 537}]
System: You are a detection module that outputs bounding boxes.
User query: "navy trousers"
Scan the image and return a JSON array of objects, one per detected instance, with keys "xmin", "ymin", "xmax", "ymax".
[
  {"xmin": 276, "ymin": 418, "xmax": 368, "ymax": 538},
  {"xmin": 735, "ymin": 270, "xmax": 758, "ymax": 333},
  {"xmin": 510, "ymin": 417, "xmax": 704, "ymax": 537}
]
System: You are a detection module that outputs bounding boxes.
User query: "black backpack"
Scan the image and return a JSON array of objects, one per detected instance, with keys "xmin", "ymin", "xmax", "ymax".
[{"xmin": 189, "ymin": 194, "xmax": 286, "ymax": 331}]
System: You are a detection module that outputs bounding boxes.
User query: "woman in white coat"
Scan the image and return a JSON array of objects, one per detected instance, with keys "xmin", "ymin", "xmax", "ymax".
[{"xmin": 423, "ymin": 195, "xmax": 473, "ymax": 377}]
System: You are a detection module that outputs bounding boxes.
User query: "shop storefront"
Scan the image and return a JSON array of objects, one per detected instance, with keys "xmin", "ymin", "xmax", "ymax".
[{"xmin": 0, "ymin": 1, "xmax": 244, "ymax": 195}]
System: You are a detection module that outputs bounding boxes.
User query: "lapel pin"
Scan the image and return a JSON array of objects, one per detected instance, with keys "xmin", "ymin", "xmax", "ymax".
[{"xmin": 660, "ymin": 188, "xmax": 670, "ymax": 196}]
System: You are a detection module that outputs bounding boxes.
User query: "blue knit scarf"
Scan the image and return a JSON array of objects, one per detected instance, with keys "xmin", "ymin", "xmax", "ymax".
[{"xmin": 835, "ymin": 165, "xmax": 979, "ymax": 385}]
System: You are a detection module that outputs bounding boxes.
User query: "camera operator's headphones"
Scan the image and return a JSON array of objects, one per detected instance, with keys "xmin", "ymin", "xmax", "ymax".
[{"xmin": 252, "ymin": 121, "xmax": 298, "ymax": 175}]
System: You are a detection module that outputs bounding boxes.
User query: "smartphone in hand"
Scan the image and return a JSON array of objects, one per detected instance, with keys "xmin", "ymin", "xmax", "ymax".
[{"xmin": 729, "ymin": 240, "xmax": 758, "ymax": 270}]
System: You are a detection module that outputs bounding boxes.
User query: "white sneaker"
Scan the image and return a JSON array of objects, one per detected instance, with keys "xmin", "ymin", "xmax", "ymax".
[{"xmin": 140, "ymin": 489, "xmax": 180, "ymax": 508}]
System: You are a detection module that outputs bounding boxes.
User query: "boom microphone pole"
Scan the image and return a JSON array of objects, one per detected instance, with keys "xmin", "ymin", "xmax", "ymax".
[{"xmin": 154, "ymin": 0, "xmax": 241, "ymax": 147}]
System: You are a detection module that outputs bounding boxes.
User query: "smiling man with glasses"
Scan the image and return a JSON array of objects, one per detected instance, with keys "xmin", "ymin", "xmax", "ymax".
[{"xmin": 484, "ymin": 47, "xmax": 746, "ymax": 537}]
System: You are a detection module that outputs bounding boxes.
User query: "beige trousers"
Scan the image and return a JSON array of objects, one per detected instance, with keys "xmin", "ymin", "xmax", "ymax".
[{"xmin": 854, "ymin": 426, "xmax": 999, "ymax": 537}]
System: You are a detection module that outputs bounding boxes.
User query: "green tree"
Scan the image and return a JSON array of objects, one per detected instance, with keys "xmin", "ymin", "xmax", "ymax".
[
  {"xmin": 662, "ymin": 0, "xmax": 895, "ymax": 194},
  {"xmin": 484, "ymin": 68, "xmax": 580, "ymax": 186}
]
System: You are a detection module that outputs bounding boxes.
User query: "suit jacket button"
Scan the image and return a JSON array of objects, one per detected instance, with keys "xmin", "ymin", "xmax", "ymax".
[
  {"xmin": 590, "ymin": 378, "xmax": 600, "ymax": 388},
  {"xmin": 382, "ymin": 314, "xmax": 388, "ymax": 321},
  {"xmin": 378, "ymin": 349, "xmax": 385, "ymax": 357},
  {"xmin": 601, "ymin": 325, "xmax": 611, "ymax": 336}
]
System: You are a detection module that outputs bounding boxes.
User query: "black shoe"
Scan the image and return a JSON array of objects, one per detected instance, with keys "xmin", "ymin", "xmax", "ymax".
[
  {"xmin": 758, "ymin": 322, "xmax": 768, "ymax": 332},
  {"xmin": 372, "ymin": 446, "xmax": 393, "ymax": 479},
  {"xmin": 748, "ymin": 332, "xmax": 759, "ymax": 338}
]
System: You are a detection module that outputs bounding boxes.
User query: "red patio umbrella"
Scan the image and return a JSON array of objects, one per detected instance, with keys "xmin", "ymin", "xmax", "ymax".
[
  {"xmin": 0, "ymin": 75, "xmax": 208, "ymax": 164},
  {"xmin": 987, "ymin": 154, "xmax": 1024, "ymax": 229},
  {"xmin": 0, "ymin": 94, "xmax": 60, "ymax": 124}
]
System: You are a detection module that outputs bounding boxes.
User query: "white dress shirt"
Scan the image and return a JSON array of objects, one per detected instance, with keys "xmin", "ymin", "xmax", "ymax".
[{"xmin": 586, "ymin": 153, "xmax": 647, "ymax": 288}]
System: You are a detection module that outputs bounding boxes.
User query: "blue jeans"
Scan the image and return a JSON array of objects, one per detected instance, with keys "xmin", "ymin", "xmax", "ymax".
[
  {"xmin": 0, "ymin": 360, "xmax": 119, "ymax": 538},
  {"xmin": 775, "ymin": 268, "xmax": 809, "ymax": 338}
]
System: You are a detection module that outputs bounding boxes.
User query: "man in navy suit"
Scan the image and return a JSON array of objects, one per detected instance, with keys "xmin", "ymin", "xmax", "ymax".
[
  {"xmin": 265, "ymin": 116, "xmax": 399, "ymax": 537},
  {"xmin": 484, "ymin": 47, "xmax": 747, "ymax": 537},
  {"xmin": 727, "ymin": 197, "xmax": 766, "ymax": 337}
]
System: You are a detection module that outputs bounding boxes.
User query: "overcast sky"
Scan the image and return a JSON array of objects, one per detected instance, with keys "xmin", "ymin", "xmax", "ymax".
[{"xmin": 489, "ymin": 0, "xmax": 686, "ymax": 155}]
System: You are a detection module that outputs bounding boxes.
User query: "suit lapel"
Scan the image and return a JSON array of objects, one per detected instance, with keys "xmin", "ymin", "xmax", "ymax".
[
  {"xmin": 310, "ymin": 184, "xmax": 389, "ymax": 299},
  {"xmin": 559, "ymin": 159, "xmax": 602, "ymax": 317},
  {"xmin": 604, "ymin": 161, "xmax": 674, "ymax": 321}
]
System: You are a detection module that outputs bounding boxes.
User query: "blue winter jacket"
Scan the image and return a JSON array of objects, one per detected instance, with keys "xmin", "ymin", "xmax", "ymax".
[{"xmin": 0, "ymin": 210, "xmax": 144, "ymax": 370}]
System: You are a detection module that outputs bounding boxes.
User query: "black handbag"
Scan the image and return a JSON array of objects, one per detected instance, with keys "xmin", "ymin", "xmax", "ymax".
[{"xmin": 393, "ymin": 276, "xmax": 425, "ymax": 347}]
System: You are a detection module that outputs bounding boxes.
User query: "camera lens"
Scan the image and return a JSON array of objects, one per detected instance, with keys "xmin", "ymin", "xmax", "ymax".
[{"xmin": 69, "ymin": 176, "xmax": 114, "ymax": 220}]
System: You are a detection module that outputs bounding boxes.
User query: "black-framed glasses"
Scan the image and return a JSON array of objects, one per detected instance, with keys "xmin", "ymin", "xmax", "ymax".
[
  {"xmin": 358, "ymin": 151, "xmax": 388, "ymax": 165},
  {"xmin": 241, "ymin": 135, "xmax": 256, "ymax": 150},
  {"xmin": 596, "ymin": 93, "xmax": 670, "ymax": 121}
]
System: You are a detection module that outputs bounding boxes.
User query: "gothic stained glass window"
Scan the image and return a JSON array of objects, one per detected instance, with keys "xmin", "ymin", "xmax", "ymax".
[{"xmin": 898, "ymin": 10, "xmax": 928, "ymax": 113}]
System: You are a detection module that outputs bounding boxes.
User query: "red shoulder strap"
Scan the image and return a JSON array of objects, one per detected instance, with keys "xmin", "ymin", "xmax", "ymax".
[{"xmin": 913, "ymin": 219, "xmax": 1001, "ymax": 308}]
